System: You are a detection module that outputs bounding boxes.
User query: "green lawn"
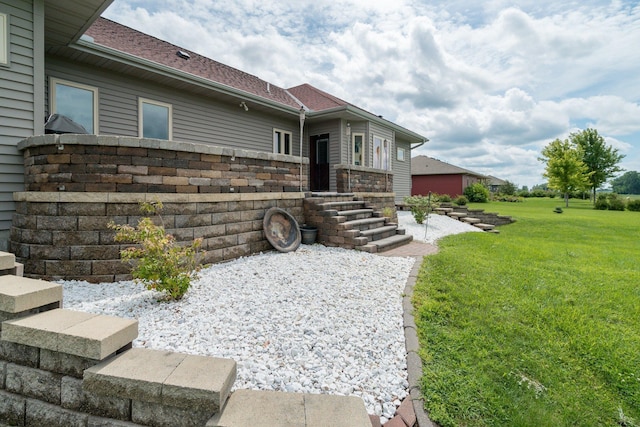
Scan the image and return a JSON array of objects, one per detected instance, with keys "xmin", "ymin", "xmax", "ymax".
[{"xmin": 413, "ymin": 198, "xmax": 640, "ymax": 427}]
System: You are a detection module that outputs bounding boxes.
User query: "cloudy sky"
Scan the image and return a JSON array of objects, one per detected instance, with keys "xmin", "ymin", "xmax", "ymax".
[{"xmin": 103, "ymin": 0, "xmax": 640, "ymax": 188}]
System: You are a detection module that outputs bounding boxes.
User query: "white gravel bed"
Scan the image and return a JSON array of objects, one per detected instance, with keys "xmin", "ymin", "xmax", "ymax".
[{"xmin": 61, "ymin": 211, "xmax": 480, "ymax": 421}]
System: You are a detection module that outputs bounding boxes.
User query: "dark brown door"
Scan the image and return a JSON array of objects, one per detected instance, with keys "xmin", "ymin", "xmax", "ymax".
[{"xmin": 310, "ymin": 134, "xmax": 330, "ymax": 191}]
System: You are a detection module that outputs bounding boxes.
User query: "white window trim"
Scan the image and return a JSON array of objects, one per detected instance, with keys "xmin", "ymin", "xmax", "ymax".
[
  {"xmin": 397, "ymin": 147, "xmax": 405, "ymax": 162},
  {"xmin": 352, "ymin": 133, "xmax": 365, "ymax": 166},
  {"xmin": 50, "ymin": 77, "xmax": 99, "ymax": 134},
  {"xmin": 139, "ymin": 97, "xmax": 173, "ymax": 140},
  {"xmin": 0, "ymin": 13, "xmax": 8, "ymax": 66},
  {"xmin": 273, "ymin": 128, "xmax": 293, "ymax": 155}
]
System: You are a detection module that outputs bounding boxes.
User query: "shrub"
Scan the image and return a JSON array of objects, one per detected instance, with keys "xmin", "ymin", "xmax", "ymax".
[
  {"xmin": 463, "ymin": 183, "xmax": 490, "ymax": 203},
  {"xmin": 438, "ymin": 194, "xmax": 452, "ymax": 203},
  {"xmin": 627, "ymin": 199, "xmax": 640, "ymax": 212},
  {"xmin": 517, "ymin": 190, "xmax": 530, "ymax": 198},
  {"xmin": 404, "ymin": 195, "xmax": 436, "ymax": 224},
  {"xmin": 381, "ymin": 206, "xmax": 395, "ymax": 218},
  {"xmin": 608, "ymin": 195, "xmax": 626, "ymax": 211},
  {"xmin": 108, "ymin": 201, "xmax": 204, "ymax": 301},
  {"xmin": 454, "ymin": 195, "xmax": 468, "ymax": 206}
]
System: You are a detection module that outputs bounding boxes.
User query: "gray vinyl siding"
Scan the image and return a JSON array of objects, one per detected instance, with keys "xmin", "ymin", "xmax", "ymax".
[
  {"xmin": 45, "ymin": 56, "xmax": 301, "ymax": 154},
  {"xmin": 393, "ymin": 140, "xmax": 411, "ymax": 202},
  {"xmin": 0, "ymin": 0, "xmax": 43, "ymax": 240},
  {"xmin": 307, "ymin": 119, "xmax": 340, "ymax": 192}
]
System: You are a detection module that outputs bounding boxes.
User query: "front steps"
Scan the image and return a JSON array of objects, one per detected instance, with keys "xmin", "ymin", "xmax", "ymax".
[
  {"xmin": 304, "ymin": 194, "xmax": 412, "ymax": 253},
  {"xmin": 0, "ymin": 275, "xmax": 372, "ymax": 426},
  {"xmin": 434, "ymin": 203, "xmax": 515, "ymax": 234}
]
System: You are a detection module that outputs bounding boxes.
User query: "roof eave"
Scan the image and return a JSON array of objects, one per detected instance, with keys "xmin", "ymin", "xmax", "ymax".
[
  {"xmin": 307, "ymin": 105, "xmax": 427, "ymax": 143},
  {"xmin": 72, "ymin": 39, "xmax": 304, "ymax": 116}
]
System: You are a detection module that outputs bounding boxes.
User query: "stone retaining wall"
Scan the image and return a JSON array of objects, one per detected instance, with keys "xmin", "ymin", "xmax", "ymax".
[
  {"xmin": 10, "ymin": 192, "xmax": 303, "ymax": 283},
  {"xmin": 335, "ymin": 164, "xmax": 393, "ymax": 193}
]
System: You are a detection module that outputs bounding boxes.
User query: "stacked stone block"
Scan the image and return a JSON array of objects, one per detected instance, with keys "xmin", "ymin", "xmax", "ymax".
[{"xmin": 335, "ymin": 164, "xmax": 393, "ymax": 193}]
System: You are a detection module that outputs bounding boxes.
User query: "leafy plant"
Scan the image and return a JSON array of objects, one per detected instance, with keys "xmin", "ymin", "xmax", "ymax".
[
  {"xmin": 463, "ymin": 182, "xmax": 490, "ymax": 203},
  {"xmin": 453, "ymin": 195, "xmax": 468, "ymax": 206},
  {"xmin": 108, "ymin": 201, "xmax": 204, "ymax": 301},
  {"xmin": 381, "ymin": 206, "xmax": 395, "ymax": 218},
  {"xmin": 404, "ymin": 195, "xmax": 436, "ymax": 224},
  {"xmin": 627, "ymin": 199, "xmax": 640, "ymax": 212}
]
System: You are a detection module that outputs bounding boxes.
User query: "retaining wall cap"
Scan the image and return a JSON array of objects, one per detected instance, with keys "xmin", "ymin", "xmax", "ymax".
[
  {"xmin": 0, "ymin": 275, "xmax": 62, "ymax": 313},
  {"xmin": 0, "ymin": 251, "xmax": 16, "ymax": 270}
]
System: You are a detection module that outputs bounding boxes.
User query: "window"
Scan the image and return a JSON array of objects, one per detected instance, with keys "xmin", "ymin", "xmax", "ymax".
[
  {"xmin": 139, "ymin": 98, "xmax": 172, "ymax": 140},
  {"xmin": 352, "ymin": 133, "xmax": 364, "ymax": 166},
  {"xmin": 273, "ymin": 129, "xmax": 292, "ymax": 155},
  {"xmin": 397, "ymin": 147, "xmax": 405, "ymax": 162},
  {"xmin": 50, "ymin": 78, "xmax": 98, "ymax": 133},
  {"xmin": 0, "ymin": 13, "xmax": 8, "ymax": 66},
  {"xmin": 373, "ymin": 135, "xmax": 391, "ymax": 170}
]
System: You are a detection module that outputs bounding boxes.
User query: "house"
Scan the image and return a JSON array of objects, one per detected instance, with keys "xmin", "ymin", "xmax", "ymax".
[
  {"xmin": 0, "ymin": 0, "xmax": 427, "ymax": 274},
  {"xmin": 411, "ymin": 155, "xmax": 486, "ymax": 197},
  {"xmin": 487, "ymin": 175, "xmax": 507, "ymax": 192}
]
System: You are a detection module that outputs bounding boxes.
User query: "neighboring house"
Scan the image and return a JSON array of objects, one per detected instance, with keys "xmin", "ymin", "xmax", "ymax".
[
  {"xmin": 411, "ymin": 155, "xmax": 486, "ymax": 197},
  {"xmin": 487, "ymin": 175, "xmax": 507, "ymax": 193},
  {"xmin": 0, "ymin": 0, "xmax": 427, "ymax": 250}
]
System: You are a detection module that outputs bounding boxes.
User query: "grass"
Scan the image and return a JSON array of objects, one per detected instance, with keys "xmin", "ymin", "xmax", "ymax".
[{"xmin": 413, "ymin": 197, "xmax": 640, "ymax": 427}]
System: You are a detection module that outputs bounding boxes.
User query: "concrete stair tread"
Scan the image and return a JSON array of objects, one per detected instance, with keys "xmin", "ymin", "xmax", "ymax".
[
  {"xmin": 337, "ymin": 208, "xmax": 374, "ymax": 216},
  {"xmin": 447, "ymin": 212, "xmax": 467, "ymax": 218},
  {"xmin": 357, "ymin": 234, "xmax": 413, "ymax": 253},
  {"xmin": 207, "ymin": 389, "xmax": 371, "ymax": 427},
  {"xmin": 461, "ymin": 217, "xmax": 481, "ymax": 224},
  {"xmin": 0, "ymin": 251, "xmax": 15, "ymax": 270},
  {"xmin": 322, "ymin": 201, "xmax": 366, "ymax": 209},
  {"xmin": 359, "ymin": 225, "xmax": 398, "ymax": 237},
  {"xmin": 0, "ymin": 275, "xmax": 62, "ymax": 314},
  {"xmin": 2, "ymin": 308, "xmax": 137, "ymax": 360},
  {"xmin": 343, "ymin": 217, "xmax": 386, "ymax": 227},
  {"xmin": 434, "ymin": 207, "xmax": 454, "ymax": 213},
  {"xmin": 474, "ymin": 223, "xmax": 496, "ymax": 230},
  {"xmin": 85, "ymin": 347, "xmax": 236, "ymax": 413}
]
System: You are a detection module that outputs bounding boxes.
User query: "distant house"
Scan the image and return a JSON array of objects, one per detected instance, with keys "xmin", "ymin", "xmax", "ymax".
[
  {"xmin": 411, "ymin": 155, "xmax": 486, "ymax": 197},
  {"xmin": 0, "ymin": 0, "xmax": 427, "ymax": 250},
  {"xmin": 487, "ymin": 175, "xmax": 507, "ymax": 193}
]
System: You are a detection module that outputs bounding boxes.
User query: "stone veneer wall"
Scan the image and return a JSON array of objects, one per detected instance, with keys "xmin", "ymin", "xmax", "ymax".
[
  {"xmin": 11, "ymin": 135, "xmax": 307, "ymax": 282},
  {"xmin": 335, "ymin": 164, "xmax": 394, "ymax": 193}
]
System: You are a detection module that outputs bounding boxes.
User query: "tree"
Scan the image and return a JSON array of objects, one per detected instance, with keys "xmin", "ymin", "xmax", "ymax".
[
  {"xmin": 499, "ymin": 180, "xmax": 517, "ymax": 195},
  {"xmin": 539, "ymin": 139, "xmax": 591, "ymax": 207},
  {"xmin": 610, "ymin": 171, "xmax": 640, "ymax": 194},
  {"xmin": 570, "ymin": 128, "xmax": 625, "ymax": 203}
]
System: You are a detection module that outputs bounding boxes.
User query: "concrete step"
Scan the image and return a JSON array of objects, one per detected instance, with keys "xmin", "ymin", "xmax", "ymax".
[
  {"xmin": 2, "ymin": 308, "xmax": 138, "ymax": 360},
  {"xmin": 85, "ymin": 347, "xmax": 236, "ymax": 418},
  {"xmin": 342, "ymin": 217, "xmax": 387, "ymax": 231},
  {"xmin": 447, "ymin": 212, "xmax": 467, "ymax": 220},
  {"xmin": 0, "ymin": 251, "xmax": 22, "ymax": 277},
  {"xmin": 357, "ymin": 234, "xmax": 413, "ymax": 253},
  {"xmin": 337, "ymin": 209, "xmax": 374, "ymax": 220},
  {"xmin": 0, "ymin": 275, "xmax": 62, "ymax": 319},
  {"xmin": 207, "ymin": 389, "xmax": 372, "ymax": 427},
  {"xmin": 474, "ymin": 223, "xmax": 495, "ymax": 231},
  {"xmin": 321, "ymin": 201, "xmax": 366, "ymax": 211},
  {"xmin": 461, "ymin": 217, "xmax": 481, "ymax": 224},
  {"xmin": 434, "ymin": 207, "xmax": 453, "ymax": 214},
  {"xmin": 359, "ymin": 225, "xmax": 399, "ymax": 241}
]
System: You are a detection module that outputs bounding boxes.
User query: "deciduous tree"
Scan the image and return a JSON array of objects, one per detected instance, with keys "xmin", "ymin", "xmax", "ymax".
[
  {"xmin": 539, "ymin": 139, "xmax": 591, "ymax": 207},
  {"xmin": 610, "ymin": 171, "xmax": 640, "ymax": 194},
  {"xmin": 570, "ymin": 128, "xmax": 624, "ymax": 203}
]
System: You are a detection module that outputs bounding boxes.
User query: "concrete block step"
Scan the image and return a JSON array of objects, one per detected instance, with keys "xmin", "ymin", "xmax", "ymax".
[
  {"xmin": 0, "ymin": 251, "xmax": 15, "ymax": 270},
  {"xmin": 85, "ymin": 347, "xmax": 236, "ymax": 415},
  {"xmin": 461, "ymin": 217, "xmax": 481, "ymax": 224},
  {"xmin": 207, "ymin": 389, "xmax": 372, "ymax": 427},
  {"xmin": 359, "ymin": 225, "xmax": 399, "ymax": 241},
  {"xmin": 357, "ymin": 234, "xmax": 413, "ymax": 253},
  {"xmin": 321, "ymin": 201, "xmax": 365, "ymax": 211},
  {"xmin": 0, "ymin": 275, "xmax": 62, "ymax": 315},
  {"xmin": 434, "ymin": 207, "xmax": 453, "ymax": 214},
  {"xmin": 2, "ymin": 308, "xmax": 137, "ymax": 360},
  {"xmin": 343, "ymin": 217, "xmax": 386, "ymax": 231},
  {"xmin": 474, "ymin": 223, "xmax": 495, "ymax": 231},
  {"xmin": 337, "ymin": 208, "xmax": 374, "ymax": 219},
  {"xmin": 447, "ymin": 212, "xmax": 467, "ymax": 219}
]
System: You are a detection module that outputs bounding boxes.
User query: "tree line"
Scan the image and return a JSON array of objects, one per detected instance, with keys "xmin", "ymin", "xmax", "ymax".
[{"xmin": 539, "ymin": 128, "xmax": 625, "ymax": 207}]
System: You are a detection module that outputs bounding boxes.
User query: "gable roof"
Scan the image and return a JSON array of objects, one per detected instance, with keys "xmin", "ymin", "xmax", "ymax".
[
  {"xmin": 84, "ymin": 18, "xmax": 300, "ymax": 109},
  {"xmin": 487, "ymin": 175, "xmax": 507, "ymax": 186},
  {"xmin": 288, "ymin": 83, "xmax": 348, "ymax": 111},
  {"xmin": 411, "ymin": 155, "xmax": 486, "ymax": 178}
]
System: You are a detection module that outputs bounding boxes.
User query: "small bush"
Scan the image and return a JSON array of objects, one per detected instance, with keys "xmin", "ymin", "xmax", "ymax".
[
  {"xmin": 438, "ymin": 194, "xmax": 452, "ymax": 203},
  {"xmin": 463, "ymin": 183, "xmax": 490, "ymax": 203},
  {"xmin": 108, "ymin": 201, "xmax": 204, "ymax": 301},
  {"xmin": 454, "ymin": 195, "xmax": 468, "ymax": 206},
  {"xmin": 609, "ymin": 197, "xmax": 626, "ymax": 211},
  {"xmin": 627, "ymin": 199, "xmax": 640, "ymax": 212},
  {"xmin": 404, "ymin": 195, "xmax": 436, "ymax": 224},
  {"xmin": 381, "ymin": 206, "xmax": 395, "ymax": 218}
]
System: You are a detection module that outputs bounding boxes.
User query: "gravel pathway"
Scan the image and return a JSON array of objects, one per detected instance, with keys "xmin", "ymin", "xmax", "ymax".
[{"xmin": 62, "ymin": 212, "xmax": 480, "ymax": 422}]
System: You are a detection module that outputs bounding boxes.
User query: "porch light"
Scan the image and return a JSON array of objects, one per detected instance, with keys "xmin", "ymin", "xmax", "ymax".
[{"xmin": 299, "ymin": 106, "xmax": 306, "ymax": 192}]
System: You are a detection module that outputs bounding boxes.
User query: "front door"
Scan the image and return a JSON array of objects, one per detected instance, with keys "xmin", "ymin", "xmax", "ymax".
[{"xmin": 310, "ymin": 134, "xmax": 330, "ymax": 191}]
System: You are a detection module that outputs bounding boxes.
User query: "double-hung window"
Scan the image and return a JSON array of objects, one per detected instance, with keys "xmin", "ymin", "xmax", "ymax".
[
  {"xmin": 139, "ymin": 98, "xmax": 172, "ymax": 140},
  {"xmin": 50, "ymin": 78, "xmax": 99, "ymax": 133},
  {"xmin": 273, "ymin": 129, "xmax": 292, "ymax": 155}
]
